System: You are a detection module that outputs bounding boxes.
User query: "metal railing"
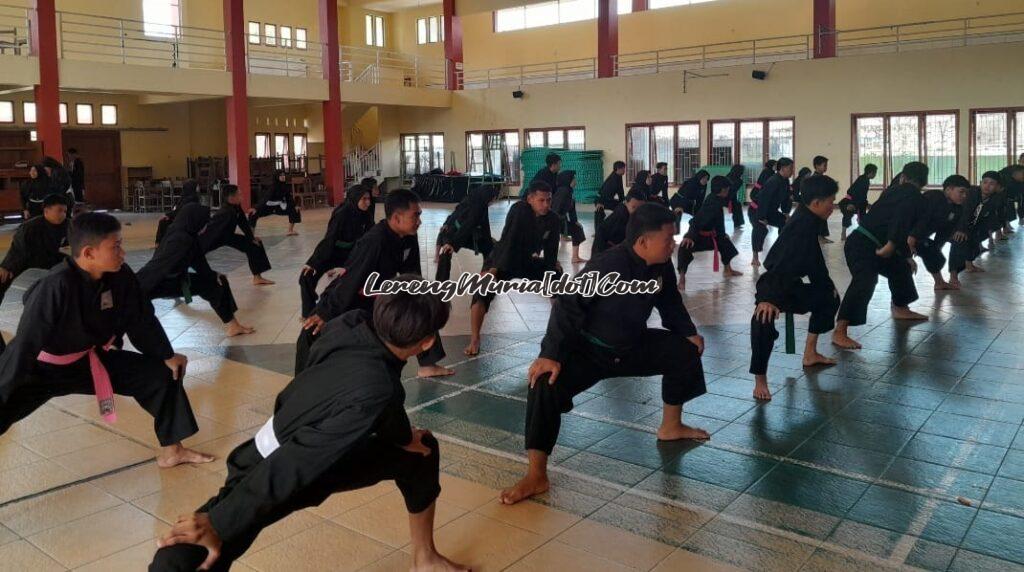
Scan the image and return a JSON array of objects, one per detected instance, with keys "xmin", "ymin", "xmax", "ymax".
[
  {"xmin": 339, "ymin": 45, "xmax": 448, "ymax": 89},
  {"xmin": 344, "ymin": 144, "xmax": 381, "ymax": 180},
  {"xmin": 834, "ymin": 12, "xmax": 1024, "ymax": 55},
  {"xmin": 247, "ymin": 42, "xmax": 324, "ymax": 78},
  {"xmin": 460, "ymin": 58, "xmax": 596, "ymax": 89},
  {"xmin": 615, "ymin": 34, "xmax": 811, "ymax": 76},
  {"xmin": 0, "ymin": 4, "xmax": 29, "ymax": 56},
  {"xmin": 57, "ymin": 11, "xmax": 225, "ymax": 70}
]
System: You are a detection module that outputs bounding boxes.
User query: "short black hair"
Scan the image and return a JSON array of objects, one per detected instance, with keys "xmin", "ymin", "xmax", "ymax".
[
  {"xmin": 384, "ymin": 188, "xmax": 421, "ymax": 218},
  {"xmin": 942, "ymin": 175, "xmax": 970, "ymax": 190},
  {"xmin": 982, "ymin": 170, "xmax": 1004, "ymax": 185},
  {"xmin": 901, "ymin": 162, "xmax": 930, "ymax": 187},
  {"xmin": 69, "ymin": 211, "xmax": 121, "ymax": 257},
  {"xmin": 613, "ymin": 161, "xmax": 626, "ymax": 171},
  {"xmin": 43, "ymin": 194, "xmax": 67, "ymax": 209},
  {"xmin": 625, "ymin": 203, "xmax": 675, "ymax": 245},
  {"xmin": 546, "ymin": 153, "xmax": 562, "ymax": 167},
  {"xmin": 710, "ymin": 175, "xmax": 731, "ymax": 194},
  {"xmin": 526, "ymin": 180, "xmax": 553, "ymax": 196},
  {"xmin": 776, "ymin": 157, "xmax": 794, "ymax": 169},
  {"xmin": 360, "ymin": 177, "xmax": 379, "ymax": 189},
  {"xmin": 813, "ymin": 155, "xmax": 828, "ymax": 167},
  {"xmin": 372, "ymin": 274, "xmax": 451, "ymax": 348},
  {"xmin": 656, "ymin": 162, "xmax": 668, "ymax": 170},
  {"xmin": 800, "ymin": 174, "xmax": 839, "ymax": 205},
  {"xmin": 864, "ymin": 163, "xmax": 878, "ymax": 174}
]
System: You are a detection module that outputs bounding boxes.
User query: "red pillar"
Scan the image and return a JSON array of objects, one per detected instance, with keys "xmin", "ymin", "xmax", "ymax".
[
  {"xmin": 223, "ymin": 0, "xmax": 251, "ymax": 208},
  {"xmin": 443, "ymin": 0, "xmax": 463, "ymax": 90},
  {"xmin": 319, "ymin": 0, "xmax": 344, "ymax": 205},
  {"xmin": 30, "ymin": 0, "xmax": 62, "ymax": 158},
  {"xmin": 597, "ymin": 0, "xmax": 618, "ymax": 79},
  {"xmin": 813, "ymin": 0, "xmax": 836, "ymax": 58},
  {"xmin": 632, "ymin": 0, "xmax": 647, "ymax": 12}
]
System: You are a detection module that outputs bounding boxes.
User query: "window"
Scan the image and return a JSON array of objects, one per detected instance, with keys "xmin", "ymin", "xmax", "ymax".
[
  {"xmin": 30, "ymin": 130, "xmax": 37, "ymax": 141},
  {"xmin": 273, "ymin": 134, "xmax": 289, "ymax": 157},
  {"xmin": 75, "ymin": 103, "xmax": 94, "ymax": 125},
  {"xmin": 417, "ymin": 16, "xmax": 443, "ymax": 45},
  {"xmin": 852, "ymin": 111, "xmax": 959, "ymax": 187},
  {"xmin": 366, "ymin": 14, "xmax": 385, "ymax": 47},
  {"xmin": 23, "ymin": 102, "xmax": 35, "ymax": 124},
  {"xmin": 495, "ymin": 0, "xmax": 631, "ymax": 33},
  {"xmin": 649, "ymin": 0, "xmax": 719, "ymax": 9},
  {"xmin": 0, "ymin": 101, "xmax": 12, "ymax": 123},
  {"xmin": 248, "ymin": 21, "xmax": 261, "ymax": 44},
  {"xmin": 100, "ymin": 104, "xmax": 117, "ymax": 125},
  {"xmin": 280, "ymin": 26, "xmax": 292, "ymax": 48},
  {"xmin": 466, "ymin": 130, "xmax": 520, "ymax": 183},
  {"xmin": 292, "ymin": 134, "xmax": 308, "ymax": 157},
  {"xmin": 524, "ymin": 127, "xmax": 586, "ymax": 150},
  {"xmin": 626, "ymin": 123, "xmax": 700, "ymax": 184},
  {"xmin": 255, "ymin": 133, "xmax": 271, "ymax": 158},
  {"xmin": 59, "ymin": 103, "xmax": 68, "ymax": 124},
  {"xmin": 970, "ymin": 109, "xmax": 1024, "ymax": 181},
  {"xmin": 401, "ymin": 133, "xmax": 445, "ymax": 181},
  {"xmin": 709, "ymin": 118, "xmax": 795, "ymax": 185},
  {"xmin": 143, "ymin": 0, "xmax": 180, "ymax": 39},
  {"xmin": 295, "ymin": 28, "xmax": 308, "ymax": 50},
  {"xmin": 264, "ymin": 24, "xmax": 277, "ymax": 46}
]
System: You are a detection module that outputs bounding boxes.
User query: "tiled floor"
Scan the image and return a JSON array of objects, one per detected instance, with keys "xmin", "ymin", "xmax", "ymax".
[{"xmin": 0, "ymin": 201, "xmax": 1023, "ymax": 571}]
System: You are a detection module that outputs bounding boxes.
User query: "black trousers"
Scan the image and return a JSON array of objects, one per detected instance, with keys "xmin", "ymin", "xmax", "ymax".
[
  {"xmin": 435, "ymin": 227, "xmax": 495, "ymax": 282},
  {"xmin": 915, "ymin": 238, "xmax": 947, "ymax": 274},
  {"xmin": 594, "ymin": 201, "xmax": 618, "ymax": 228},
  {"xmin": 840, "ymin": 203, "xmax": 866, "ymax": 229},
  {"xmin": 295, "ymin": 327, "xmax": 445, "ymax": 375},
  {"xmin": 728, "ymin": 199, "xmax": 745, "ymax": 228},
  {"xmin": 298, "ymin": 250, "xmax": 352, "ymax": 318},
  {"xmin": 524, "ymin": 329, "xmax": 705, "ymax": 455},
  {"xmin": 249, "ymin": 202, "xmax": 301, "ymax": 228},
  {"xmin": 752, "ymin": 221, "xmax": 776, "ymax": 253},
  {"xmin": 560, "ymin": 219, "xmax": 586, "ymax": 246},
  {"xmin": 836, "ymin": 232, "xmax": 918, "ymax": 327},
  {"xmin": 749, "ymin": 285, "xmax": 840, "ymax": 375},
  {"xmin": 0, "ymin": 349, "xmax": 198, "ymax": 446},
  {"xmin": 677, "ymin": 234, "xmax": 738, "ymax": 273},
  {"xmin": 149, "ymin": 434, "xmax": 441, "ymax": 572},
  {"xmin": 217, "ymin": 234, "xmax": 272, "ymax": 276},
  {"xmin": 471, "ymin": 261, "xmax": 560, "ymax": 312},
  {"xmin": 149, "ymin": 273, "xmax": 239, "ymax": 324},
  {"xmin": 155, "ymin": 216, "xmax": 173, "ymax": 244},
  {"xmin": 949, "ymin": 232, "xmax": 984, "ymax": 273}
]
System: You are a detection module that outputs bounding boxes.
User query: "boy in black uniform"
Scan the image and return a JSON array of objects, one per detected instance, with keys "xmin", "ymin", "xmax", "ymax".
[
  {"xmin": 0, "ymin": 212, "xmax": 211, "ymax": 468},
  {"xmin": 750, "ymin": 175, "xmax": 841, "ymax": 400},
  {"xmin": 466, "ymin": 181, "xmax": 562, "ymax": 356},
  {"xmin": 747, "ymin": 160, "xmax": 777, "ymax": 228},
  {"xmin": 521, "ymin": 153, "xmax": 561, "ymax": 199},
  {"xmin": 592, "ymin": 190, "xmax": 645, "ymax": 255},
  {"xmin": 300, "ymin": 185, "xmax": 373, "ymax": 317},
  {"xmin": 551, "ymin": 170, "xmax": 587, "ymax": 264},
  {"xmin": 677, "ymin": 176, "xmax": 742, "ymax": 289},
  {"xmin": 155, "ymin": 180, "xmax": 201, "ymax": 245},
  {"xmin": 150, "ymin": 284, "xmax": 468, "ymax": 572},
  {"xmin": 435, "ymin": 186, "xmax": 499, "ymax": 282},
  {"xmin": 949, "ymin": 172, "xmax": 1002, "ymax": 288},
  {"xmin": 138, "ymin": 204, "xmax": 255, "ymax": 338},
  {"xmin": 200, "ymin": 185, "xmax": 275, "ymax": 286},
  {"xmin": 298, "ymin": 189, "xmax": 452, "ymax": 379},
  {"xmin": 650, "ymin": 162, "xmax": 670, "ymax": 204},
  {"xmin": 910, "ymin": 175, "xmax": 968, "ymax": 291},
  {"xmin": 839, "ymin": 164, "xmax": 877, "ymax": 241},
  {"xmin": 595, "ymin": 161, "xmax": 626, "ymax": 227},
  {"xmin": 752, "ymin": 158, "xmax": 794, "ymax": 267},
  {"xmin": 726, "ymin": 164, "xmax": 746, "ymax": 229},
  {"xmin": 0, "ymin": 195, "xmax": 68, "ymax": 316},
  {"xmin": 832, "ymin": 162, "xmax": 931, "ymax": 350},
  {"xmin": 500, "ymin": 203, "xmax": 708, "ymax": 506},
  {"xmin": 249, "ymin": 170, "xmax": 301, "ymax": 235}
]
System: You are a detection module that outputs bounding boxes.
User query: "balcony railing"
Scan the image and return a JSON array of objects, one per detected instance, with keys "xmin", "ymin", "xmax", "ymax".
[
  {"xmin": 340, "ymin": 45, "xmax": 447, "ymax": 89},
  {"xmin": 459, "ymin": 58, "xmax": 596, "ymax": 90},
  {"xmin": 0, "ymin": 4, "xmax": 28, "ymax": 56},
  {"xmin": 833, "ymin": 12, "xmax": 1024, "ymax": 56},
  {"xmin": 247, "ymin": 42, "xmax": 324, "ymax": 78}
]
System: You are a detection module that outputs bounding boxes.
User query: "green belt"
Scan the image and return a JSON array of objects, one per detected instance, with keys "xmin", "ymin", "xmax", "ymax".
[
  {"xmin": 334, "ymin": 240, "xmax": 354, "ymax": 249},
  {"xmin": 582, "ymin": 331, "xmax": 615, "ymax": 349},
  {"xmin": 180, "ymin": 275, "xmax": 193, "ymax": 304},
  {"xmin": 853, "ymin": 226, "xmax": 882, "ymax": 248}
]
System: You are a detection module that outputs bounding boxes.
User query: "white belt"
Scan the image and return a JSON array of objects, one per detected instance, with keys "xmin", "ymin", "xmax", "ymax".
[{"xmin": 255, "ymin": 416, "xmax": 280, "ymax": 457}]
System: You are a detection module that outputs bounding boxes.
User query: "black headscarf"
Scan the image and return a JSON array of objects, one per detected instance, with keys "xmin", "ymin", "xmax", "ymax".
[
  {"xmin": 726, "ymin": 164, "xmax": 745, "ymax": 183},
  {"xmin": 24, "ymin": 163, "xmax": 52, "ymax": 202},
  {"xmin": 168, "ymin": 203, "xmax": 211, "ymax": 236},
  {"xmin": 632, "ymin": 170, "xmax": 652, "ymax": 199},
  {"xmin": 681, "ymin": 170, "xmax": 710, "ymax": 200},
  {"xmin": 556, "ymin": 169, "xmax": 576, "ymax": 189}
]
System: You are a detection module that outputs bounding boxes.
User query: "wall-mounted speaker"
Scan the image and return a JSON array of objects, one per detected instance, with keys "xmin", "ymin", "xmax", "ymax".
[
  {"xmin": 751, "ymin": 70, "xmax": 768, "ymax": 80},
  {"xmin": 512, "ymin": 90, "xmax": 524, "ymax": 99}
]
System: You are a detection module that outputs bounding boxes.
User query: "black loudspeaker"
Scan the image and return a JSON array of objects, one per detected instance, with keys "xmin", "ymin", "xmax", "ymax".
[
  {"xmin": 512, "ymin": 90, "xmax": 524, "ymax": 99},
  {"xmin": 752, "ymin": 70, "xmax": 767, "ymax": 80}
]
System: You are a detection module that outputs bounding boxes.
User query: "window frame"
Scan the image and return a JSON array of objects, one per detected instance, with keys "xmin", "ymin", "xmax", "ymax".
[
  {"xmin": 59, "ymin": 102, "xmax": 68, "ymax": 124},
  {"xmin": 0, "ymin": 101, "xmax": 12, "ymax": 124},
  {"xmin": 248, "ymin": 21, "xmax": 261, "ymax": 44},
  {"xmin": 969, "ymin": 107, "xmax": 1024, "ymax": 182},
  {"xmin": 255, "ymin": 132, "xmax": 272, "ymax": 159},
  {"xmin": 264, "ymin": 23, "xmax": 277, "ymax": 47},
  {"xmin": 291, "ymin": 133, "xmax": 308, "ymax": 157},
  {"xmin": 75, "ymin": 103, "xmax": 94, "ymax": 125},
  {"xmin": 280, "ymin": 26, "xmax": 293, "ymax": 48},
  {"xmin": 625, "ymin": 121, "xmax": 701, "ymax": 185},
  {"xmin": 142, "ymin": 0, "xmax": 180, "ymax": 40},
  {"xmin": 524, "ymin": 126, "xmax": 586, "ymax": 151},
  {"xmin": 22, "ymin": 101, "xmax": 36, "ymax": 124},
  {"xmin": 465, "ymin": 129, "xmax": 521, "ymax": 184},
  {"xmin": 100, "ymin": 104, "xmax": 118, "ymax": 126},
  {"xmin": 707, "ymin": 117, "xmax": 796, "ymax": 185},
  {"xmin": 295, "ymin": 28, "xmax": 308, "ymax": 50},
  {"xmin": 400, "ymin": 132, "xmax": 446, "ymax": 181},
  {"xmin": 366, "ymin": 14, "xmax": 385, "ymax": 47},
  {"xmin": 494, "ymin": 0, "xmax": 633, "ymax": 32},
  {"xmin": 851, "ymin": 110, "xmax": 960, "ymax": 188}
]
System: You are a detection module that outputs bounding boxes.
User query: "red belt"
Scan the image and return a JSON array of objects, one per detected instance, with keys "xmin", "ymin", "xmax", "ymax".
[
  {"xmin": 699, "ymin": 230, "xmax": 720, "ymax": 271},
  {"xmin": 37, "ymin": 336, "xmax": 117, "ymax": 423}
]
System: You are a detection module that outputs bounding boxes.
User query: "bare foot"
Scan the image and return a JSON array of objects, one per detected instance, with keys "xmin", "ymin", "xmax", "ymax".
[
  {"xmin": 751, "ymin": 258, "xmax": 761, "ymax": 267},
  {"xmin": 417, "ymin": 365, "xmax": 454, "ymax": 378},
  {"xmin": 723, "ymin": 267, "xmax": 743, "ymax": 277},
  {"xmin": 500, "ymin": 474, "xmax": 549, "ymax": 505},
  {"xmin": 966, "ymin": 264, "xmax": 984, "ymax": 273},
  {"xmin": 226, "ymin": 321, "xmax": 255, "ymax": 337},
  {"xmin": 831, "ymin": 332, "xmax": 862, "ymax": 349},
  {"xmin": 948, "ymin": 278, "xmax": 962, "ymax": 289},
  {"xmin": 571, "ymin": 257, "xmax": 588, "ymax": 264},
  {"xmin": 411, "ymin": 551, "xmax": 471, "ymax": 572},
  {"xmin": 286, "ymin": 231, "xmax": 299, "ymax": 236},
  {"xmin": 252, "ymin": 276, "xmax": 275, "ymax": 285},
  {"xmin": 463, "ymin": 339, "xmax": 480, "ymax": 356},
  {"xmin": 934, "ymin": 280, "xmax": 956, "ymax": 291},
  {"xmin": 753, "ymin": 377, "xmax": 772, "ymax": 401},
  {"xmin": 657, "ymin": 423, "xmax": 710, "ymax": 441},
  {"xmin": 892, "ymin": 306, "xmax": 928, "ymax": 321},
  {"xmin": 802, "ymin": 352, "xmax": 837, "ymax": 368},
  {"xmin": 157, "ymin": 444, "xmax": 214, "ymax": 468}
]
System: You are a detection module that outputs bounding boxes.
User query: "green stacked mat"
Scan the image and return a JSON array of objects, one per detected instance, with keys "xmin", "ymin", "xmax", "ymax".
[{"xmin": 520, "ymin": 148, "xmax": 604, "ymax": 203}]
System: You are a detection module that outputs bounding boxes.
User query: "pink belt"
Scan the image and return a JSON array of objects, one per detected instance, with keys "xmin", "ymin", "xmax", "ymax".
[
  {"xmin": 38, "ymin": 337, "xmax": 117, "ymax": 423},
  {"xmin": 699, "ymin": 231, "xmax": 720, "ymax": 271},
  {"xmin": 749, "ymin": 201, "xmax": 759, "ymax": 210}
]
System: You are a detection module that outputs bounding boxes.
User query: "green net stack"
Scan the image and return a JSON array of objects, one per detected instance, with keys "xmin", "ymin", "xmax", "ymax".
[{"xmin": 521, "ymin": 148, "xmax": 605, "ymax": 203}]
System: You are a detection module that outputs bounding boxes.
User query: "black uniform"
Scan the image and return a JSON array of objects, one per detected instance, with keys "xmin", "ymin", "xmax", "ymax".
[
  {"xmin": 650, "ymin": 173, "xmax": 670, "ymax": 205},
  {"xmin": 596, "ymin": 172, "xmax": 625, "ymax": 226},
  {"xmin": 525, "ymin": 244, "xmax": 706, "ymax": 455},
  {"xmin": 839, "ymin": 174, "xmax": 872, "ymax": 229},
  {"xmin": 671, "ymin": 171, "xmax": 709, "ymax": 216},
  {"xmin": 521, "ymin": 167, "xmax": 558, "ymax": 199},
  {"xmin": 19, "ymin": 167, "xmax": 52, "ymax": 219},
  {"xmin": 752, "ymin": 173, "xmax": 790, "ymax": 253},
  {"xmin": 727, "ymin": 172, "xmax": 745, "ymax": 228},
  {"xmin": 68, "ymin": 157, "xmax": 86, "ymax": 203},
  {"xmin": 473, "ymin": 201, "xmax": 561, "ymax": 310},
  {"xmin": 297, "ymin": 221, "xmax": 445, "ymax": 374},
  {"xmin": 0, "ymin": 216, "xmax": 68, "ymax": 312},
  {"xmin": 138, "ymin": 204, "xmax": 239, "ymax": 324},
  {"xmin": 910, "ymin": 189, "xmax": 962, "ymax": 274},
  {"xmin": 749, "ymin": 207, "xmax": 840, "ymax": 375},
  {"xmin": 155, "ymin": 181, "xmax": 201, "ymax": 244},
  {"xmin": 149, "ymin": 310, "xmax": 440, "ymax": 572},
  {"xmin": 593, "ymin": 202, "xmax": 630, "ymax": 255},
  {"xmin": 200, "ymin": 203, "xmax": 273, "ymax": 278},
  {"xmin": 747, "ymin": 167, "xmax": 775, "ymax": 226},
  {"xmin": 250, "ymin": 179, "xmax": 302, "ymax": 228},
  {"xmin": 435, "ymin": 186, "xmax": 497, "ymax": 282},
  {"xmin": 300, "ymin": 189, "xmax": 373, "ymax": 317},
  {"xmin": 551, "ymin": 172, "xmax": 586, "ymax": 247},
  {"xmin": 1000, "ymin": 167, "xmax": 1024, "ymax": 223},
  {"xmin": 45, "ymin": 161, "xmax": 75, "ymax": 213},
  {"xmin": 836, "ymin": 183, "xmax": 924, "ymax": 326},
  {"xmin": 0, "ymin": 259, "xmax": 198, "ymax": 445},
  {"xmin": 950, "ymin": 186, "xmax": 997, "ymax": 274},
  {"xmin": 677, "ymin": 194, "xmax": 738, "ymax": 274}
]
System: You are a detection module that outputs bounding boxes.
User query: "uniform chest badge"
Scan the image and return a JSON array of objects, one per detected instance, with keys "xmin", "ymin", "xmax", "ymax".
[
  {"xmin": 402, "ymin": 248, "xmax": 411, "ymax": 260},
  {"xmin": 948, "ymin": 212, "xmax": 956, "ymax": 221}
]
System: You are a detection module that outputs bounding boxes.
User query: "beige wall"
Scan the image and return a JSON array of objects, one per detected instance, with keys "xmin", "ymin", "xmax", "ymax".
[{"xmin": 392, "ymin": 5, "xmax": 446, "ymax": 59}]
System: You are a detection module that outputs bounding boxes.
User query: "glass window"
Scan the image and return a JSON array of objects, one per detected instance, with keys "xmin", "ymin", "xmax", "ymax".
[
  {"xmin": 650, "ymin": 0, "xmax": 718, "ymax": 9},
  {"xmin": 888, "ymin": 115, "xmax": 921, "ymax": 181},
  {"xmin": 710, "ymin": 122, "xmax": 735, "ymax": 167},
  {"xmin": 524, "ymin": 2, "xmax": 559, "ymax": 28},
  {"xmin": 100, "ymin": 104, "xmax": 117, "ymax": 125},
  {"xmin": 559, "ymin": 0, "xmax": 595, "ymax": 24},
  {"xmin": 264, "ymin": 24, "xmax": 277, "ymax": 46},
  {"xmin": 280, "ymin": 26, "xmax": 292, "ymax": 48},
  {"xmin": 1016, "ymin": 111, "xmax": 1024, "ymax": 163},
  {"xmin": 767, "ymin": 120, "xmax": 794, "ymax": 159},
  {"xmin": 23, "ymin": 102, "xmax": 35, "ymax": 124},
  {"xmin": 567, "ymin": 129, "xmax": 586, "ymax": 150},
  {"xmin": 677, "ymin": 123, "xmax": 700, "ymax": 182},
  {"xmin": 495, "ymin": 7, "xmax": 525, "ymax": 32},
  {"xmin": 296, "ymin": 28, "xmax": 308, "ymax": 50},
  {"xmin": 375, "ymin": 16, "xmax": 385, "ymax": 47},
  {"xmin": 273, "ymin": 134, "xmax": 289, "ymax": 157},
  {"xmin": 30, "ymin": 130, "xmax": 37, "ymax": 141},
  {"xmin": 739, "ymin": 121, "xmax": 764, "ymax": 183},
  {"xmin": 292, "ymin": 134, "xmax": 307, "ymax": 156},
  {"xmin": 59, "ymin": 102, "xmax": 68, "ymax": 124},
  {"xmin": 855, "ymin": 116, "xmax": 885, "ymax": 181},
  {"xmin": 972, "ymin": 112, "xmax": 1008, "ymax": 178},
  {"xmin": 248, "ymin": 21, "xmax": 260, "ymax": 44},
  {"xmin": 0, "ymin": 101, "xmax": 12, "ymax": 123},
  {"xmin": 143, "ymin": 0, "xmax": 179, "ymax": 39},
  {"xmin": 652, "ymin": 125, "xmax": 674, "ymax": 182},
  {"xmin": 627, "ymin": 126, "xmax": 651, "ymax": 181},
  {"xmin": 417, "ymin": 18, "xmax": 428, "ymax": 44},
  {"xmin": 255, "ymin": 134, "xmax": 271, "ymax": 158},
  {"xmin": 401, "ymin": 133, "xmax": 445, "ymax": 180},
  {"xmin": 547, "ymin": 129, "xmax": 565, "ymax": 149},
  {"xmin": 76, "ymin": 104, "xmax": 93, "ymax": 125},
  {"xmin": 429, "ymin": 16, "xmax": 440, "ymax": 43},
  {"xmin": 924, "ymin": 113, "xmax": 957, "ymax": 186},
  {"xmin": 527, "ymin": 131, "xmax": 545, "ymax": 149}
]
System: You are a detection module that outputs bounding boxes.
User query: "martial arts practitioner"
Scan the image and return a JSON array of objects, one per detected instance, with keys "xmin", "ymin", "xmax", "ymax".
[
  {"xmin": 1001, "ymin": 165, "xmax": 1024, "ymax": 231},
  {"xmin": 0, "ymin": 195, "xmax": 68, "ymax": 316},
  {"xmin": 499, "ymin": 203, "xmax": 709, "ymax": 505},
  {"xmin": 592, "ymin": 189, "xmax": 646, "ymax": 256},
  {"xmin": 0, "ymin": 212, "xmax": 211, "ymax": 467},
  {"xmin": 42, "ymin": 156, "xmax": 75, "ymax": 212},
  {"xmin": 435, "ymin": 186, "xmax": 499, "ymax": 282},
  {"xmin": 249, "ymin": 171, "xmax": 301, "ymax": 235},
  {"xmin": 150, "ymin": 285, "xmax": 468, "ymax": 572},
  {"xmin": 551, "ymin": 170, "xmax": 587, "ymax": 264},
  {"xmin": 832, "ymin": 162, "xmax": 931, "ymax": 349},
  {"xmin": 670, "ymin": 170, "xmax": 710, "ymax": 217},
  {"xmin": 747, "ymin": 160, "xmax": 777, "ymax": 227},
  {"xmin": 465, "ymin": 181, "xmax": 562, "ymax": 356},
  {"xmin": 595, "ymin": 161, "xmax": 626, "ymax": 226},
  {"xmin": 300, "ymin": 185, "xmax": 373, "ymax": 318},
  {"xmin": 361, "ymin": 177, "xmax": 382, "ymax": 224},
  {"xmin": 138, "ymin": 204, "xmax": 255, "ymax": 338},
  {"xmin": 949, "ymin": 172, "xmax": 1002, "ymax": 288},
  {"xmin": 751, "ymin": 158, "xmax": 794, "ymax": 267},
  {"xmin": 156, "ymin": 179, "xmax": 201, "ymax": 245},
  {"xmin": 650, "ymin": 162, "xmax": 670, "ymax": 205},
  {"xmin": 909, "ymin": 175, "xmax": 968, "ymax": 291},
  {"xmin": 630, "ymin": 170, "xmax": 654, "ymax": 202},
  {"xmin": 726, "ymin": 164, "xmax": 746, "ymax": 229},
  {"xmin": 19, "ymin": 164, "xmax": 51, "ymax": 220},
  {"xmin": 200, "ymin": 185, "xmax": 275, "ymax": 286},
  {"xmin": 298, "ymin": 189, "xmax": 452, "ymax": 379},
  {"xmin": 749, "ymin": 175, "xmax": 841, "ymax": 401},
  {"xmin": 677, "ymin": 176, "xmax": 742, "ymax": 289},
  {"xmin": 790, "ymin": 167, "xmax": 812, "ymax": 210},
  {"xmin": 839, "ymin": 164, "xmax": 877, "ymax": 241},
  {"xmin": 522, "ymin": 153, "xmax": 561, "ymax": 198}
]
